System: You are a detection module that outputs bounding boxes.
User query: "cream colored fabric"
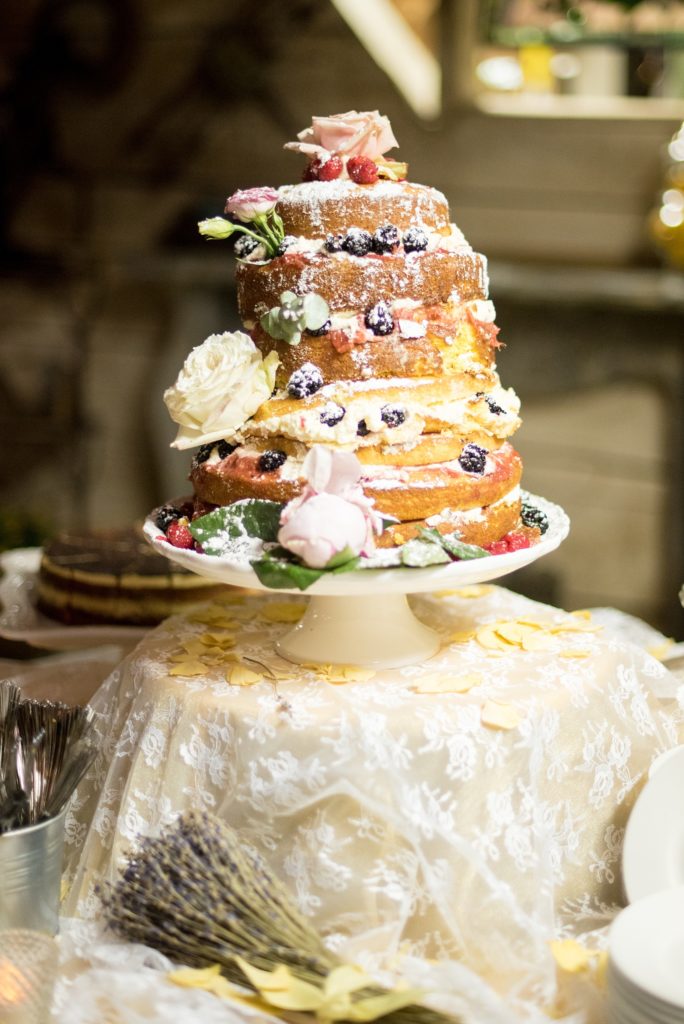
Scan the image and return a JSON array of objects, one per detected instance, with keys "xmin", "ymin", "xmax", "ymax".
[{"xmin": 63, "ymin": 586, "xmax": 684, "ymax": 1022}]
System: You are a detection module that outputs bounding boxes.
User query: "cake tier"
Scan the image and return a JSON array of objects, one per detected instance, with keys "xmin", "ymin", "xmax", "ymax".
[
  {"xmin": 36, "ymin": 527, "xmax": 227, "ymax": 626},
  {"xmin": 250, "ymin": 298, "xmax": 499, "ymax": 387},
  {"xmin": 276, "ymin": 180, "xmax": 451, "ymax": 236},
  {"xmin": 190, "ymin": 440, "xmax": 522, "ymax": 522},
  {"xmin": 237, "ymin": 249, "xmax": 487, "ymax": 321},
  {"xmin": 377, "ymin": 490, "xmax": 522, "ymax": 548}
]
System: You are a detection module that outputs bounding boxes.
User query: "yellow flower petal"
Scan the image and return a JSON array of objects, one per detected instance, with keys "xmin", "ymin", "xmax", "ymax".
[
  {"xmin": 169, "ymin": 660, "xmax": 209, "ymax": 676},
  {"xmin": 648, "ymin": 639, "xmax": 675, "ymax": 660},
  {"xmin": 326, "ymin": 665, "xmax": 377, "ymax": 684},
  {"xmin": 228, "ymin": 664, "xmax": 263, "ymax": 686},
  {"xmin": 570, "ymin": 609, "xmax": 593, "ymax": 621},
  {"xmin": 200, "ymin": 631, "xmax": 237, "ymax": 648},
  {"xmin": 476, "ymin": 624, "xmax": 513, "ymax": 651},
  {"xmin": 447, "ymin": 630, "xmax": 476, "ymax": 645},
  {"xmin": 520, "ymin": 632, "xmax": 556, "ymax": 652},
  {"xmin": 260, "ymin": 602, "xmax": 306, "ymax": 623},
  {"xmin": 496, "ymin": 621, "xmax": 541, "ymax": 645},
  {"xmin": 413, "ymin": 672, "xmax": 482, "ymax": 694},
  {"xmin": 481, "ymin": 699, "xmax": 521, "ymax": 730},
  {"xmin": 558, "ymin": 649, "xmax": 591, "ymax": 659},
  {"xmin": 550, "ymin": 939, "xmax": 605, "ymax": 975}
]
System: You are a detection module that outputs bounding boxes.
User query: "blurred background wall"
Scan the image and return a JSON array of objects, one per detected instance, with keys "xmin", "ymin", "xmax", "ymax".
[{"xmin": 1, "ymin": 0, "xmax": 684, "ymax": 634}]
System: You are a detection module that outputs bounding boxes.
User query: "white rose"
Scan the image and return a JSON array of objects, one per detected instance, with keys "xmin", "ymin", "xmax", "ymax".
[{"xmin": 163, "ymin": 331, "xmax": 279, "ymax": 450}]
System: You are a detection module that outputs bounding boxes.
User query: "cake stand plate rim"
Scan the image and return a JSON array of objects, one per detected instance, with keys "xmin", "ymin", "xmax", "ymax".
[{"xmin": 143, "ymin": 491, "xmax": 569, "ymax": 596}]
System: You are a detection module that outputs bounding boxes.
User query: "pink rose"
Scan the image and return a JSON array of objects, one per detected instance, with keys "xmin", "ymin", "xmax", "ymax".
[
  {"xmin": 277, "ymin": 447, "xmax": 384, "ymax": 568},
  {"xmin": 224, "ymin": 187, "xmax": 279, "ymax": 223},
  {"xmin": 285, "ymin": 111, "xmax": 398, "ymax": 160}
]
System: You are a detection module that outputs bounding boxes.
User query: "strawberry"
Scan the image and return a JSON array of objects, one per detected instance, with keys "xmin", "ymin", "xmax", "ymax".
[
  {"xmin": 166, "ymin": 519, "xmax": 194, "ymax": 549},
  {"xmin": 487, "ymin": 540, "xmax": 509, "ymax": 556},
  {"xmin": 347, "ymin": 156, "xmax": 378, "ymax": 184},
  {"xmin": 506, "ymin": 531, "xmax": 531, "ymax": 552}
]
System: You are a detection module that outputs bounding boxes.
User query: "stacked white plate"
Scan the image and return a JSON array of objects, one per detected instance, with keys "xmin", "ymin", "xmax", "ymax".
[
  {"xmin": 608, "ymin": 887, "xmax": 684, "ymax": 1023},
  {"xmin": 609, "ymin": 746, "xmax": 684, "ymax": 1022}
]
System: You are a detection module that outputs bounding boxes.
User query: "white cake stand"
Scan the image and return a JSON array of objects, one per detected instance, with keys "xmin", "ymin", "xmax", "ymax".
[{"xmin": 144, "ymin": 492, "xmax": 569, "ymax": 669}]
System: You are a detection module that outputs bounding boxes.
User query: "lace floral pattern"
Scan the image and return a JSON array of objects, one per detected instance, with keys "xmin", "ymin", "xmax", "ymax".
[{"xmin": 62, "ymin": 586, "xmax": 684, "ymax": 1022}]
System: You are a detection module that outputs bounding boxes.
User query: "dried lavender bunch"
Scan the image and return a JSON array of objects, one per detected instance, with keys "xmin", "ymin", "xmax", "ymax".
[{"xmin": 102, "ymin": 812, "xmax": 460, "ymax": 1024}]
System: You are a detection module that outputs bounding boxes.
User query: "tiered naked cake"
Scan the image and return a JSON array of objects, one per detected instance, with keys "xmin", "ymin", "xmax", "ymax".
[{"xmin": 159, "ymin": 111, "xmax": 546, "ymax": 568}]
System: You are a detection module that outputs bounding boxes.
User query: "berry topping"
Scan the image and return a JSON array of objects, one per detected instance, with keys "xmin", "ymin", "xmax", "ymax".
[
  {"xmin": 155, "ymin": 504, "xmax": 179, "ymax": 531},
  {"xmin": 485, "ymin": 396, "xmax": 506, "ymax": 415},
  {"xmin": 364, "ymin": 301, "xmax": 395, "ymax": 336},
  {"xmin": 287, "ymin": 362, "xmax": 324, "ymax": 399},
  {"xmin": 402, "ymin": 226, "xmax": 429, "ymax": 253},
  {"xmin": 216, "ymin": 440, "xmax": 235, "ymax": 460},
  {"xmin": 307, "ymin": 319, "xmax": 331, "ymax": 337},
  {"xmin": 194, "ymin": 443, "xmax": 215, "ymax": 465},
  {"xmin": 324, "ymin": 232, "xmax": 344, "ymax": 253},
  {"xmin": 233, "ymin": 235, "xmax": 261, "ymax": 259},
  {"xmin": 341, "ymin": 229, "xmax": 373, "ymax": 257},
  {"xmin": 257, "ymin": 450, "xmax": 287, "ymax": 473},
  {"xmin": 317, "ymin": 155, "xmax": 343, "ymax": 181},
  {"xmin": 166, "ymin": 519, "xmax": 194, "ymax": 550},
  {"xmin": 275, "ymin": 235, "xmax": 295, "ymax": 256},
  {"xmin": 521, "ymin": 503, "xmax": 549, "ymax": 535},
  {"xmin": 372, "ymin": 224, "xmax": 401, "ymax": 254},
  {"xmin": 380, "ymin": 405, "xmax": 406, "ymax": 428},
  {"xmin": 458, "ymin": 443, "xmax": 488, "ymax": 474},
  {"xmin": 487, "ymin": 531, "xmax": 533, "ymax": 555},
  {"xmin": 347, "ymin": 155, "xmax": 379, "ymax": 184},
  {"xmin": 356, "ymin": 420, "xmax": 370, "ymax": 436},
  {"xmin": 320, "ymin": 402, "xmax": 346, "ymax": 426}
]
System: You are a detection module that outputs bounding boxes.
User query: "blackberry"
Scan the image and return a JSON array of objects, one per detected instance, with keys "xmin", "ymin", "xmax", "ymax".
[
  {"xmin": 364, "ymin": 301, "xmax": 394, "ymax": 336},
  {"xmin": 320, "ymin": 403, "xmax": 346, "ymax": 427},
  {"xmin": 307, "ymin": 319, "xmax": 331, "ymax": 337},
  {"xmin": 380, "ymin": 405, "xmax": 406, "ymax": 428},
  {"xmin": 403, "ymin": 226, "xmax": 429, "ymax": 253},
  {"xmin": 233, "ymin": 235, "xmax": 260, "ymax": 259},
  {"xmin": 341, "ymin": 229, "xmax": 373, "ymax": 257},
  {"xmin": 275, "ymin": 235, "xmax": 295, "ymax": 256},
  {"xmin": 257, "ymin": 450, "xmax": 288, "ymax": 473},
  {"xmin": 356, "ymin": 420, "xmax": 370, "ymax": 437},
  {"xmin": 324, "ymin": 233, "xmax": 344, "ymax": 253},
  {"xmin": 372, "ymin": 224, "xmax": 401, "ymax": 254},
  {"xmin": 216, "ymin": 440, "xmax": 236, "ymax": 459},
  {"xmin": 485, "ymin": 396, "xmax": 506, "ymax": 416},
  {"xmin": 155, "ymin": 504, "xmax": 180, "ymax": 532},
  {"xmin": 194, "ymin": 442, "xmax": 215, "ymax": 465},
  {"xmin": 287, "ymin": 363, "xmax": 324, "ymax": 399},
  {"xmin": 521, "ymin": 503, "xmax": 549, "ymax": 535},
  {"xmin": 458, "ymin": 443, "xmax": 487, "ymax": 474}
]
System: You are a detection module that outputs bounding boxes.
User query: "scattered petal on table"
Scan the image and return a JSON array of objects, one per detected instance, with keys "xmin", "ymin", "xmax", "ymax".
[
  {"xmin": 413, "ymin": 671, "xmax": 482, "ymax": 694},
  {"xmin": 436, "ymin": 584, "xmax": 494, "ymax": 599},
  {"xmin": 550, "ymin": 939, "xmax": 606, "ymax": 978},
  {"xmin": 200, "ymin": 632, "xmax": 237, "ymax": 648},
  {"xmin": 481, "ymin": 699, "xmax": 521, "ymax": 730},
  {"xmin": 558, "ymin": 649, "xmax": 591, "ymax": 659},
  {"xmin": 447, "ymin": 630, "xmax": 476, "ymax": 645},
  {"xmin": 169, "ymin": 660, "xmax": 210, "ymax": 677},
  {"xmin": 228, "ymin": 664, "xmax": 264, "ymax": 686},
  {"xmin": 260, "ymin": 602, "xmax": 306, "ymax": 623}
]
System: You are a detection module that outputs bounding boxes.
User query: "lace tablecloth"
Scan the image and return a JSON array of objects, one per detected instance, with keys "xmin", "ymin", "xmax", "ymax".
[{"xmin": 60, "ymin": 585, "xmax": 684, "ymax": 1023}]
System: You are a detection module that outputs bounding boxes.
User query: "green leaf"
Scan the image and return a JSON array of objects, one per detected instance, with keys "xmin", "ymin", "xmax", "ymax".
[
  {"xmin": 400, "ymin": 539, "xmax": 451, "ymax": 568},
  {"xmin": 301, "ymin": 293, "xmax": 330, "ymax": 330},
  {"xmin": 418, "ymin": 527, "xmax": 488, "ymax": 561},
  {"xmin": 251, "ymin": 553, "xmax": 324, "ymax": 591},
  {"xmin": 189, "ymin": 500, "xmax": 283, "ymax": 555},
  {"xmin": 325, "ymin": 546, "xmax": 357, "ymax": 569}
]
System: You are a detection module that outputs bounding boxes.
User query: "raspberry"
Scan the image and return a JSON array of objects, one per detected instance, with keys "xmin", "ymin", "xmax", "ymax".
[
  {"xmin": 347, "ymin": 156, "xmax": 379, "ymax": 184},
  {"xmin": 521, "ymin": 504, "xmax": 549, "ymax": 535},
  {"xmin": 372, "ymin": 224, "xmax": 400, "ymax": 254},
  {"xmin": 487, "ymin": 540, "xmax": 509, "ymax": 556},
  {"xmin": 318, "ymin": 155, "xmax": 343, "ymax": 181},
  {"xmin": 364, "ymin": 301, "xmax": 394, "ymax": 336},
  {"xmin": 320, "ymin": 403, "xmax": 345, "ymax": 426},
  {"xmin": 155, "ymin": 504, "xmax": 179, "ymax": 531},
  {"xmin": 258, "ymin": 450, "xmax": 287, "ymax": 473},
  {"xmin": 287, "ymin": 363, "xmax": 324, "ymax": 399},
  {"xmin": 302, "ymin": 159, "xmax": 319, "ymax": 182},
  {"xmin": 458, "ymin": 443, "xmax": 487, "ymax": 474},
  {"xmin": 506, "ymin": 531, "xmax": 531, "ymax": 552},
  {"xmin": 341, "ymin": 229, "xmax": 373, "ymax": 257},
  {"xmin": 166, "ymin": 519, "xmax": 194, "ymax": 549},
  {"xmin": 381, "ymin": 405, "xmax": 406, "ymax": 427},
  {"xmin": 403, "ymin": 226, "xmax": 429, "ymax": 253}
]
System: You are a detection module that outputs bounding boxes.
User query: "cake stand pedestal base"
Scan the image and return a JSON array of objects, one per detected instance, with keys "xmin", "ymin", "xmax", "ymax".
[{"xmin": 276, "ymin": 593, "xmax": 441, "ymax": 669}]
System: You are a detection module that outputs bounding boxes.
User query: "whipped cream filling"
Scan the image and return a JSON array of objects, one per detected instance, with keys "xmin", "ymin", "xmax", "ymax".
[
  {"xmin": 426, "ymin": 485, "xmax": 521, "ymax": 527},
  {"xmin": 239, "ymin": 224, "xmax": 469, "ymax": 263}
]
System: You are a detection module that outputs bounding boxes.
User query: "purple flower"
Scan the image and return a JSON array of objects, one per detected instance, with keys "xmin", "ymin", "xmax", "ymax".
[{"xmin": 225, "ymin": 187, "xmax": 279, "ymax": 223}]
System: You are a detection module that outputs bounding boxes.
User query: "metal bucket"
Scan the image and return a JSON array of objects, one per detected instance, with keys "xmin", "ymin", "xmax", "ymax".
[{"xmin": 0, "ymin": 808, "xmax": 66, "ymax": 935}]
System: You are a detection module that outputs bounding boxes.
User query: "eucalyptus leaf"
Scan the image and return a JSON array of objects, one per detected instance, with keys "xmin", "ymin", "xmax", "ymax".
[
  {"xmin": 251, "ymin": 553, "xmax": 324, "ymax": 591},
  {"xmin": 189, "ymin": 500, "xmax": 283, "ymax": 556},
  {"xmin": 418, "ymin": 527, "xmax": 488, "ymax": 561},
  {"xmin": 301, "ymin": 293, "xmax": 330, "ymax": 330},
  {"xmin": 400, "ymin": 539, "xmax": 451, "ymax": 568}
]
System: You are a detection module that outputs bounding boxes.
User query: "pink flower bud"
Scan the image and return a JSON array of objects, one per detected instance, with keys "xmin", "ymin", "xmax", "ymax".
[{"xmin": 224, "ymin": 187, "xmax": 279, "ymax": 223}]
